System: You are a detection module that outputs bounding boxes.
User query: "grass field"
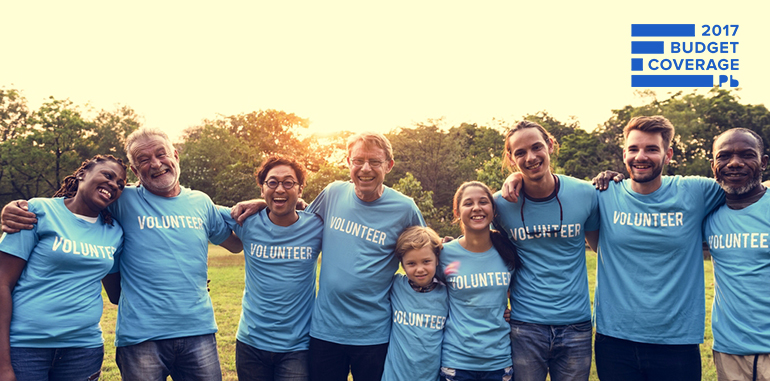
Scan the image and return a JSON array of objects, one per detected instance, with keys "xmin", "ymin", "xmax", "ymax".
[{"xmin": 98, "ymin": 246, "xmax": 718, "ymax": 380}]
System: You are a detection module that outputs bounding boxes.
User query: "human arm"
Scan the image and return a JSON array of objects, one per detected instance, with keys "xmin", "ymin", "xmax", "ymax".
[
  {"xmin": 219, "ymin": 232, "xmax": 243, "ymax": 253},
  {"xmin": 501, "ymin": 172, "xmax": 524, "ymax": 203},
  {"xmin": 230, "ymin": 200, "xmax": 268, "ymax": 226},
  {"xmin": 0, "ymin": 252, "xmax": 25, "ymax": 381},
  {"xmin": 0, "ymin": 201, "xmax": 36, "ymax": 234},
  {"xmin": 585, "ymin": 230, "xmax": 599, "ymax": 253},
  {"xmin": 101, "ymin": 272, "xmax": 121, "ymax": 305},
  {"xmin": 591, "ymin": 171, "xmax": 624, "ymax": 191}
]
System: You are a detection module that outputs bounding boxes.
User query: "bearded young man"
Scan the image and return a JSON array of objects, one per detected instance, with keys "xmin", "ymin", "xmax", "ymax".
[{"xmin": 592, "ymin": 116, "xmax": 724, "ymax": 381}]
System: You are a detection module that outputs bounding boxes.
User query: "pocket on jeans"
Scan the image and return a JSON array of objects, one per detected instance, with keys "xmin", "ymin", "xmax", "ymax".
[{"xmin": 570, "ymin": 320, "xmax": 593, "ymax": 332}]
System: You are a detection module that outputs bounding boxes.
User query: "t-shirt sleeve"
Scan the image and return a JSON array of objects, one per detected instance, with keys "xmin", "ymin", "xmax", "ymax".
[
  {"xmin": 0, "ymin": 201, "xmax": 40, "ymax": 260},
  {"xmin": 205, "ymin": 200, "xmax": 232, "ymax": 245},
  {"xmin": 306, "ymin": 182, "xmax": 334, "ymax": 217},
  {"xmin": 585, "ymin": 190, "xmax": 600, "ymax": 231},
  {"xmin": 109, "ymin": 234, "xmax": 124, "ymax": 274},
  {"xmin": 692, "ymin": 176, "xmax": 725, "ymax": 214}
]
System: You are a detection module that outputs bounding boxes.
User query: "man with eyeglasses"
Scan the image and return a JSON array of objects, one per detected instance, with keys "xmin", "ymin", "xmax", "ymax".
[
  {"xmin": 590, "ymin": 116, "xmax": 723, "ymax": 381},
  {"xmin": 497, "ymin": 120, "xmax": 599, "ymax": 381},
  {"xmin": 231, "ymin": 132, "xmax": 424, "ymax": 381},
  {"xmin": 218, "ymin": 154, "xmax": 323, "ymax": 381}
]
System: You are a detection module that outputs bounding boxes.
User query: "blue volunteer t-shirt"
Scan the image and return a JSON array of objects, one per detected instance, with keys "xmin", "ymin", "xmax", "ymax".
[
  {"xmin": 382, "ymin": 274, "xmax": 448, "ymax": 381},
  {"xmin": 306, "ymin": 181, "xmax": 425, "ymax": 345},
  {"xmin": 219, "ymin": 207, "xmax": 323, "ymax": 352},
  {"xmin": 0, "ymin": 197, "xmax": 123, "ymax": 348},
  {"xmin": 704, "ymin": 192, "xmax": 770, "ymax": 355},
  {"xmin": 108, "ymin": 186, "xmax": 231, "ymax": 347},
  {"xmin": 595, "ymin": 176, "xmax": 723, "ymax": 344},
  {"xmin": 494, "ymin": 175, "xmax": 599, "ymax": 325},
  {"xmin": 439, "ymin": 239, "xmax": 513, "ymax": 371}
]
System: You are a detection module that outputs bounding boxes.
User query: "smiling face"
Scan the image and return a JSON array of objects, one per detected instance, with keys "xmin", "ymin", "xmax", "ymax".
[
  {"xmin": 623, "ymin": 129, "xmax": 673, "ymax": 193},
  {"xmin": 506, "ymin": 127, "xmax": 554, "ymax": 183},
  {"xmin": 130, "ymin": 135, "xmax": 181, "ymax": 197},
  {"xmin": 401, "ymin": 246, "xmax": 438, "ymax": 288},
  {"xmin": 456, "ymin": 185, "xmax": 495, "ymax": 234},
  {"xmin": 262, "ymin": 164, "xmax": 302, "ymax": 226},
  {"xmin": 712, "ymin": 129, "xmax": 768, "ymax": 196},
  {"xmin": 75, "ymin": 161, "xmax": 127, "ymax": 216},
  {"xmin": 347, "ymin": 140, "xmax": 394, "ymax": 202}
]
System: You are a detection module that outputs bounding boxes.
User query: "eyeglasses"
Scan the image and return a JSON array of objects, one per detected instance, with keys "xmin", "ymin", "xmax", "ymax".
[
  {"xmin": 264, "ymin": 179, "xmax": 298, "ymax": 189},
  {"xmin": 350, "ymin": 159, "xmax": 385, "ymax": 168},
  {"xmin": 520, "ymin": 175, "xmax": 563, "ymax": 237}
]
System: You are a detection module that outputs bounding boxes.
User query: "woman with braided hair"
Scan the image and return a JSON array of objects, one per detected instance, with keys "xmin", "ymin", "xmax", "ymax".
[{"xmin": 0, "ymin": 154, "xmax": 127, "ymax": 381}]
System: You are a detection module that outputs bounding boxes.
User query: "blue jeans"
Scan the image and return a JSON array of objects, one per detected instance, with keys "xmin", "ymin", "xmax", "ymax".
[
  {"xmin": 309, "ymin": 337, "xmax": 388, "ymax": 381},
  {"xmin": 115, "ymin": 334, "xmax": 222, "ymax": 381},
  {"xmin": 594, "ymin": 333, "xmax": 701, "ymax": 381},
  {"xmin": 10, "ymin": 346, "xmax": 103, "ymax": 381},
  {"xmin": 509, "ymin": 319, "xmax": 592, "ymax": 381},
  {"xmin": 236, "ymin": 340, "xmax": 309, "ymax": 381},
  {"xmin": 440, "ymin": 366, "xmax": 513, "ymax": 381}
]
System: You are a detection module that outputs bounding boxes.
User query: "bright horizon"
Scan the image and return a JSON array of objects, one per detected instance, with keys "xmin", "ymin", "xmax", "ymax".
[{"xmin": 3, "ymin": 1, "xmax": 768, "ymax": 143}]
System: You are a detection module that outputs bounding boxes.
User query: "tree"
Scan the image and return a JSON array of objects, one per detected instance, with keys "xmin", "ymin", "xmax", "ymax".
[
  {"xmin": 178, "ymin": 124, "xmax": 260, "ymax": 206},
  {"xmin": 87, "ymin": 105, "xmax": 142, "ymax": 162},
  {"xmin": 448, "ymin": 122, "xmax": 506, "ymax": 190},
  {"xmin": 303, "ymin": 162, "xmax": 349, "ymax": 203},
  {"xmin": 0, "ymin": 88, "xmax": 31, "ymax": 205},
  {"xmin": 386, "ymin": 121, "xmax": 459, "ymax": 210},
  {"xmin": 391, "ymin": 172, "xmax": 459, "ymax": 238},
  {"xmin": 476, "ymin": 156, "xmax": 507, "ymax": 192}
]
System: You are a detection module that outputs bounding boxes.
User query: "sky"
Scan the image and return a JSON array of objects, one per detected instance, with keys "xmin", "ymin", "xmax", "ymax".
[{"xmin": 2, "ymin": 1, "xmax": 768, "ymax": 143}]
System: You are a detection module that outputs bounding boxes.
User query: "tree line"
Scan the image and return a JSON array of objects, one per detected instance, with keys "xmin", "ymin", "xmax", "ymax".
[{"xmin": 2, "ymin": 87, "xmax": 768, "ymax": 237}]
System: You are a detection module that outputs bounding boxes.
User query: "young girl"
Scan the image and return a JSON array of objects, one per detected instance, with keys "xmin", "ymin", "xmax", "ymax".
[
  {"xmin": 382, "ymin": 226, "xmax": 448, "ymax": 381},
  {"xmin": 0, "ymin": 155, "xmax": 127, "ymax": 381},
  {"xmin": 440, "ymin": 181, "xmax": 519, "ymax": 381}
]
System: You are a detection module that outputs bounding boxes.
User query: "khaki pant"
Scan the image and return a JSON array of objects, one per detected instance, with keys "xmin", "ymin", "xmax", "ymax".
[{"xmin": 714, "ymin": 350, "xmax": 770, "ymax": 381}]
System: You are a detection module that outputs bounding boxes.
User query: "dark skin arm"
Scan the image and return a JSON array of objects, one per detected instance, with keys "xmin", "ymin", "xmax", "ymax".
[
  {"xmin": 591, "ymin": 171, "xmax": 624, "ymax": 190},
  {"xmin": 1, "ymin": 201, "xmax": 36, "ymax": 234},
  {"xmin": 585, "ymin": 230, "xmax": 599, "ymax": 253},
  {"xmin": 219, "ymin": 232, "xmax": 243, "ymax": 253},
  {"xmin": 0, "ymin": 252, "xmax": 26, "ymax": 381},
  {"xmin": 101, "ymin": 273, "xmax": 121, "ymax": 305}
]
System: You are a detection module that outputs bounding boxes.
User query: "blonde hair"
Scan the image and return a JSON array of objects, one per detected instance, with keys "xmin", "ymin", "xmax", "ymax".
[
  {"xmin": 347, "ymin": 132, "xmax": 393, "ymax": 162},
  {"xmin": 395, "ymin": 226, "xmax": 442, "ymax": 262}
]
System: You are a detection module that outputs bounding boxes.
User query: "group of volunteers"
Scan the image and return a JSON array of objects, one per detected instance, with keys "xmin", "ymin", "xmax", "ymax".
[{"xmin": 0, "ymin": 115, "xmax": 767, "ymax": 381}]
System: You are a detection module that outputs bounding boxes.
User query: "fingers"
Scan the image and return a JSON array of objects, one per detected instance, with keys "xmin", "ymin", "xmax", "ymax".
[{"xmin": 1, "ymin": 201, "xmax": 36, "ymax": 233}]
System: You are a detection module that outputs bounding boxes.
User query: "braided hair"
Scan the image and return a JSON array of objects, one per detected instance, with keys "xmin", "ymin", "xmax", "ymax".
[{"xmin": 54, "ymin": 154, "xmax": 127, "ymax": 226}]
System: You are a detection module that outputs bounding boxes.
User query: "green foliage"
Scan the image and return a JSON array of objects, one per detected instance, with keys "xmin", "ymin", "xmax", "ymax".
[
  {"xmin": 476, "ymin": 156, "xmax": 507, "ymax": 192},
  {"xmin": 178, "ymin": 109, "xmax": 342, "ymax": 205},
  {"xmin": 386, "ymin": 120, "xmax": 459, "ymax": 209},
  {"xmin": 303, "ymin": 162, "xmax": 349, "ymax": 203},
  {"xmin": 391, "ymin": 172, "xmax": 459, "ymax": 238},
  {"xmin": 179, "ymin": 124, "xmax": 260, "ymax": 206},
  {"xmin": 0, "ymin": 89, "xmax": 143, "ymax": 206},
  {"xmin": 86, "ymin": 105, "xmax": 141, "ymax": 177}
]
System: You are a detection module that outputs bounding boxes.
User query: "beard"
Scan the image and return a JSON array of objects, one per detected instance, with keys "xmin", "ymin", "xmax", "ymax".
[
  {"xmin": 627, "ymin": 161, "xmax": 664, "ymax": 184},
  {"xmin": 717, "ymin": 170, "xmax": 763, "ymax": 195}
]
